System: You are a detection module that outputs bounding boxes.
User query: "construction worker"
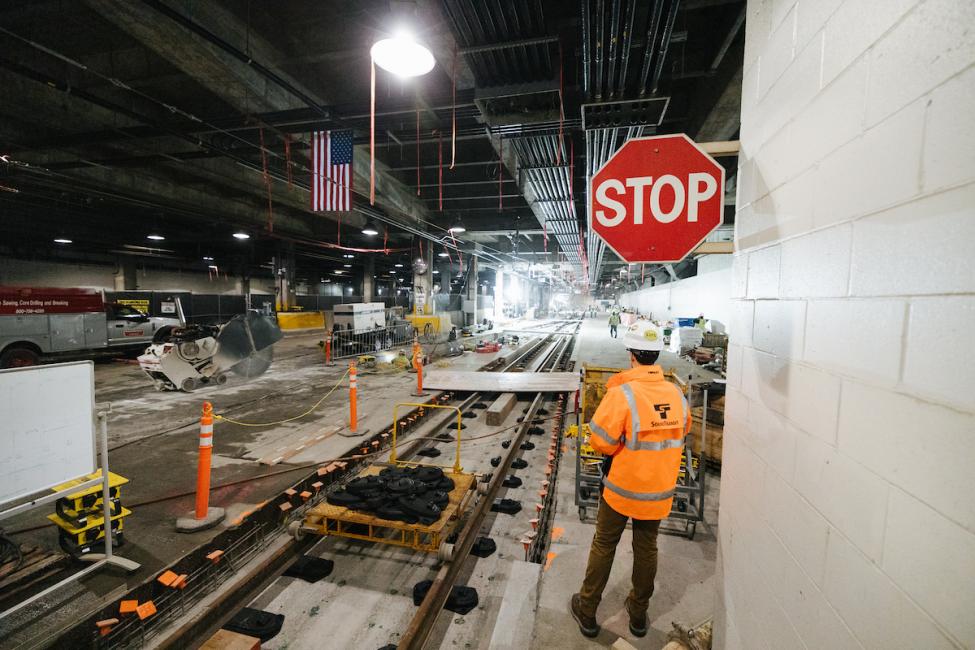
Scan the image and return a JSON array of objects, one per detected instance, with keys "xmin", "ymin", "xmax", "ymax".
[
  {"xmin": 570, "ymin": 320, "xmax": 691, "ymax": 639},
  {"xmin": 695, "ymin": 313, "xmax": 707, "ymax": 331},
  {"xmin": 608, "ymin": 309, "xmax": 621, "ymax": 338}
]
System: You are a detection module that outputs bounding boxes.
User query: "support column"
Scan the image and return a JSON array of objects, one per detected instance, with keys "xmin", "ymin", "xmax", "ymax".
[
  {"xmin": 494, "ymin": 267, "xmax": 505, "ymax": 322},
  {"xmin": 362, "ymin": 256, "xmax": 375, "ymax": 302},
  {"xmin": 275, "ymin": 243, "xmax": 296, "ymax": 311},
  {"xmin": 114, "ymin": 259, "xmax": 137, "ymax": 290},
  {"xmin": 413, "ymin": 246, "xmax": 434, "ymax": 314}
]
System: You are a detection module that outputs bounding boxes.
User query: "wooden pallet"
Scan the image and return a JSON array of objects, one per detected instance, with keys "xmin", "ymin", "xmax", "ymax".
[
  {"xmin": 302, "ymin": 464, "xmax": 476, "ymax": 553},
  {"xmin": 0, "ymin": 544, "xmax": 69, "ymax": 605}
]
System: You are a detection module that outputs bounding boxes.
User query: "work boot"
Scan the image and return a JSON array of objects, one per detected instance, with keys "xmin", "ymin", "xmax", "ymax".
[
  {"xmin": 569, "ymin": 593, "xmax": 599, "ymax": 638},
  {"xmin": 626, "ymin": 601, "xmax": 647, "ymax": 638}
]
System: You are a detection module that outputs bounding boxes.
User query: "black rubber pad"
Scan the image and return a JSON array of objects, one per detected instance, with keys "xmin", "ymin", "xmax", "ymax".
[
  {"xmin": 283, "ymin": 555, "xmax": 334, "ymax": 582},
  {"xmin": 491, "ymin": 498, "xmax": 522, "ymax": 515}
]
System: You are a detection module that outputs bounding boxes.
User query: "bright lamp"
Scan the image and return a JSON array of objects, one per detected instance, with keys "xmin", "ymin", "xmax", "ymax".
[{"xmin": 371, "ymin": 35, "xmax": 435, "ymax": 78}]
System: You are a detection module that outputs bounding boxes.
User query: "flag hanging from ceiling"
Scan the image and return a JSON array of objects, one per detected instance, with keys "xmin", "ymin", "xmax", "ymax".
[{"xmin": 310, "ymin": 129, "xmax": 353, "ymax": 211}]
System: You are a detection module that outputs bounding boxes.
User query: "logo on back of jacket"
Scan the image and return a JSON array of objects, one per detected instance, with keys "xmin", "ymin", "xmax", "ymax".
[{"xmin": 652, "ymin": 403, "xmax": 679, "ymax": 427}]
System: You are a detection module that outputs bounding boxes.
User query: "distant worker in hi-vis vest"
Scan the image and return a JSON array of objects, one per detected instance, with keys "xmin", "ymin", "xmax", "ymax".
[{"xmin": 570, "ymin": 320, "xmax": 691, "ymax": 639}]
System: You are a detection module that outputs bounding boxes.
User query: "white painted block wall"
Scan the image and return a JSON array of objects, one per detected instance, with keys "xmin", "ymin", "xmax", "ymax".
[
  {"xmin": 619, "ymin": 263, "xmax": 733, "ymax": 326},
  {"xmin": 717, "ymin": 1, "xmax": 975, "ymax": 649}
]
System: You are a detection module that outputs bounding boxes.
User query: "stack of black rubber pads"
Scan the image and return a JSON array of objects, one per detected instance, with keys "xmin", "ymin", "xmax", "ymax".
[{"xmin": 327, "ymin": 466, "xmax": 455, "ymax": 525}]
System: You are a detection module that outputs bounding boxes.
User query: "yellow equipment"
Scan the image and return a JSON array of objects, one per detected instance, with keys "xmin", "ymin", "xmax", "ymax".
[{"xmin": 49, "ymin": 470, "xmax": 131, "ymax": 557}]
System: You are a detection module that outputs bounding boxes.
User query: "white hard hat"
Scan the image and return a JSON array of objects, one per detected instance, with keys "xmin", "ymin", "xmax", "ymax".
[{"xmin": 623, "ymin": 320, "xmax": 664, "ymax": 351}]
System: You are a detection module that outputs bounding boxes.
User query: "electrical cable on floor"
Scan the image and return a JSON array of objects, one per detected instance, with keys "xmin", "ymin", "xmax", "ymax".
[{"xmin": 214, "ymin": 367, "xmax": 350, "ymax": 427}]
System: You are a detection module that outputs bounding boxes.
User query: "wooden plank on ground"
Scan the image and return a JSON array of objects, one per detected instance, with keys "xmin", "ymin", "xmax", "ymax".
[
  {"xmin": 486, "ymin": 393, "xmax": 517, "ymax": 426},
  {"xmin": 257, "ymin": 425, "xmax": 342, "ymax": 465},
  {"xmin": 200, "ymin": 629, "xmax": 261, "ymax": 650},
  {"xmin": 422, "ymin": 371, "xmax": 578, "ymax": 393}
]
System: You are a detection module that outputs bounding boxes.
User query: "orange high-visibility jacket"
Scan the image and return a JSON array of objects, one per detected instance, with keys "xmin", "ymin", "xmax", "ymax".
[{"xmin": 588, "ymin": 365, "xmax": 691, "ymax": 520}]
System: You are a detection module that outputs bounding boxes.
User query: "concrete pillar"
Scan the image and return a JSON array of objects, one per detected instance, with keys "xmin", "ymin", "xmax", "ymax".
[
  {"xmin": 494, "ymin": 267, "xmax": 505, "ymax": 321},
  {"xmin": 275, "ymin": 243, "xmax": 295, "ymax": 311},
  {"xmin": 114, "ymin": 259, "xmax": 137, "ymax": 290},
  {"xmin": 362, "ymin": 256, "xmax": 375, "ymax": 302},
  {"xmin": 413, "ymin": 245, "xmax": 434, "ymax": 314}
]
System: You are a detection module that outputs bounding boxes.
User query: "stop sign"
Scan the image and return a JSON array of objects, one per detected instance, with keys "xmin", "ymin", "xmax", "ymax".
[{"xmin": 589, "ymin": 134, "xmax": 724, "ymax": 263}]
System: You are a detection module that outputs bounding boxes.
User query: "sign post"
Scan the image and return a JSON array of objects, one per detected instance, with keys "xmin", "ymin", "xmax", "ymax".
[{"xmin": 589, "ymin": 134, "xmax": 725, "ymax": 264}]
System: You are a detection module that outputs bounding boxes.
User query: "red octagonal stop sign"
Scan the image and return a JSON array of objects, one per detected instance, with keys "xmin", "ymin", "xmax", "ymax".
[{"xmin": 589, "ymin": 134, "xmax": 725, "ymax": 264}]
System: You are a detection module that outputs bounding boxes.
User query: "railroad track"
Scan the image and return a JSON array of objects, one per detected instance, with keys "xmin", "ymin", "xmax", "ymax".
[{"xmin": 53, "ymin": 323, "xmax": 579, "ymax": 649}]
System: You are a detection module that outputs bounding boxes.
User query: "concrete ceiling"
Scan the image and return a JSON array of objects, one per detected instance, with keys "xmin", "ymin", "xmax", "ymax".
[{"xmin": 0, "ymin": 0, "xmax": 743, "ymax": 288}]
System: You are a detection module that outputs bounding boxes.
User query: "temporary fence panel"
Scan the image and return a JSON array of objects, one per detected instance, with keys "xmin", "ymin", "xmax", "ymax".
[{"xmin": 331, "ymin": 323, "xmax": 414, "ymax": 359}]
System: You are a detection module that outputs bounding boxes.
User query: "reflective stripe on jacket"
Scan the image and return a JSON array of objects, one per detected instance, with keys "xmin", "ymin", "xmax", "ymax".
[{"xmin": 588, "ymin": 365, "xmax": 690, "ymax": 520}]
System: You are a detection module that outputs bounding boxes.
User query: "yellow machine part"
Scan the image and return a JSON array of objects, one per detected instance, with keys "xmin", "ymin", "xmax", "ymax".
[
  {"xmin": 48, "ymin": 507, "xmax": 132, "ymax": 543},
  {"xmin": 52, "ymin": 470, "xmax": 128, "ymax": 501},
  {"xmin": 405, "ymin": 314, "xmax": 451, "ymax": 333}
]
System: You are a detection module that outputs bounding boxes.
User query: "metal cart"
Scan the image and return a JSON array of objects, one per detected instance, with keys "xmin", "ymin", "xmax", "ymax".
[{"xmin": 573, "ymin": 365, "xmax": 709, "ymax": 539}]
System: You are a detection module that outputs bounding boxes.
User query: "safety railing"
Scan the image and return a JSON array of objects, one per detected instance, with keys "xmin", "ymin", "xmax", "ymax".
[{"xmin": 331, "ymin": 323, "xmax": 414, "ymax": 359}]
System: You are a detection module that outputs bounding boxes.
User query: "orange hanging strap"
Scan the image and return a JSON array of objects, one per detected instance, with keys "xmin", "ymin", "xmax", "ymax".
[
  {"xmin": 416, "ymin": 108, "xmax": 421, "ymax": 195},
  {"xmin": 498, "ymin": 137, "xmax": 503, "ymax": 211},
  {"xmin": 370, "ymin": 57, "xmax": 376, "ymax": 206},
  {"xmin": 450, "ymin": 46, "xmax": 457, "ymax": 169},
  {"xmin": 557, "ymin": 43, "xmax": 565, "ymax": 165},
  {"xmin": 438, "ymin": 131, "xmax": 443, "ymax": 211}
]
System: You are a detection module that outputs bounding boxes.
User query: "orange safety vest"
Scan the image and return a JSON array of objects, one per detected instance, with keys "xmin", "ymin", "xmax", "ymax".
[{"xmin": 588, "ymin": 365, "xmax": 690, "ymax": 520}]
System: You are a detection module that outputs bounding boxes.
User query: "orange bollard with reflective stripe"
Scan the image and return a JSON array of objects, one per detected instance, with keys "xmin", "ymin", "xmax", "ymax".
[
  {"xmin": 195, "ymin": 402, "xmax": 214, "ymax": 520},
  {"xmin": 324, "ymin": 329, "xmax": 333, "ymax": 366},
  {"xmin": 349, "ymin": 361, "xmax": 358, "ymax": 433}
]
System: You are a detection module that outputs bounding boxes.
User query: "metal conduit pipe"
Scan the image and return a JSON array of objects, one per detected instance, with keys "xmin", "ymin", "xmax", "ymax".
[
  {"xmin": 606, "ymin": 0, "xmax": 622, "ymax": 98},
  {"xmin": 594, "ymin": 0, "xmax": 605, "ymax": 99},
  {"xmin": 638, "ymin": 0, "xmax": 666, "ymax": 96},
  {"xmin": 581, "ymin": 0, "xmax": 592, "ymax": 96},
  {"xmin": 617, "ymin": 0, "xmax": 638, "ymax": 97},
  {"xmin": 650, "ymin": 0, "xmax": 681, "ymax": 95}
]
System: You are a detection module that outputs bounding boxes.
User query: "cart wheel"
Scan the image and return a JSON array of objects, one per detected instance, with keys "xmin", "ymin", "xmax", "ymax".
[
  {"xmin": 438, "ymin": 542, "xmax": 454, "ymax": 562},
  {"xmin": 476, "ymin": 480, "xmax": 490, "ymax": 496},
  {"xmin": 180, "ymin": 377, "xmax": 198, "ymax": 392},
  {"xmin": 214, "ymin": 373, "xmax": 228, "ymax": 386},
  {"xmin": 288, "ymin": 520, "xmax": 307, "ymax": 542},
  {"xmin": 578, "ymin": 507, "xmax": 586, "ymax": 521},
  {"xmin": 688, "ymin": 523, "xmax": 697, "ymax": 541}
]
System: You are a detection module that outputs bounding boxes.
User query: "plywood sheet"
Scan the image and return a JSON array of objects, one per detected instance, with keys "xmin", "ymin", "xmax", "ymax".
[{"xmin": 422, "ymin": 371, "xmax": 579, "ymax": 393}]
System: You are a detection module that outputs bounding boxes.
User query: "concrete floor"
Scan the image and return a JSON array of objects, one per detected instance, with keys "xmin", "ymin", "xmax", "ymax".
[
  {"xmin": 528, "ymin": 316, "xmax": 720, "ymax": 649},
  {"xmin": 0, "ymin": 317, "xmax": 721, "ymax": 649},
  {"xmin": 0, "ymin": 327, "xmax": 513, "ymax": 647}
]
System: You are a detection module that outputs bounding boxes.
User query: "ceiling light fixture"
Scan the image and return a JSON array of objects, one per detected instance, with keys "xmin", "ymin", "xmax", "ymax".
[
  {"xmin": 343, "ymin": 253, "xmax": 354, "ymax": 259},
  {"xmin": 53, "ymin": 237, "xmax": 72, "ymax": 244},
  {"xmin": 438, "ymin": 251, "xmax": 450, "ymax": 258},
  {"xmin": 147, "ymin": 233, "xmax": 165, "ymax": 241},
  {"xmin": 361, "ymin": 221, "xmax": 380, "ymax": 236},
  {"xmin": 395, "ymin": 263, "xmax": 404, "ymax": 268},
  {"xmin": 343, "ymin": 264, "xmax": 352, "ymax": 268},
  {"xmin": 447, "ymin": 218, "xmax": 466, "ymax": 234},
  {"xmin": 233, "ymin": 232, "xmax": 250, "ymax": 240},
  {"xmin": 370, "ymin": 33, "xmax": 435, "ymax": 78}
]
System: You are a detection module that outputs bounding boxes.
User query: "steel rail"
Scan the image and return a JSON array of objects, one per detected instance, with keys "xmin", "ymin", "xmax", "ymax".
[{"xmin": 398, "ymin": 324, "xmax": 578, "ymax": 649}]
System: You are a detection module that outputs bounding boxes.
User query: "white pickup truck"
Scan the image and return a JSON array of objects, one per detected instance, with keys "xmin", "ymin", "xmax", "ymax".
[{"xmin": 0, "ymin": 286, "xmax": 181, "ymax": 368}]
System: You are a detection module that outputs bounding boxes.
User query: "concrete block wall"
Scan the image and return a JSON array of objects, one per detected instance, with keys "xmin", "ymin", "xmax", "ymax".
[
  {"xmin": 718, "ymin": 1, "xmax": 975, "ymax": 648},
  {"xmin": 0, "ymin": 257, "xmax": 275, "ymax": 294}
]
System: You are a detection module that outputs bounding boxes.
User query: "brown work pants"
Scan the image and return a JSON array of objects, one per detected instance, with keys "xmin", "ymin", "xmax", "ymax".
[{"xmin": 578, "ymin": 499, "xmax": 661, "ymax": 619}]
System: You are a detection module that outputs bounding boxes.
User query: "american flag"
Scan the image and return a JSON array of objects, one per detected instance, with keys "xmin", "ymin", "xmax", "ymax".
[{"xmin": 310, "ymin": 129, "xmax": 353, "ymax": 211}]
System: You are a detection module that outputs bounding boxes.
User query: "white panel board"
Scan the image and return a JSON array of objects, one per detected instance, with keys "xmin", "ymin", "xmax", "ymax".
[{"xmin": 0, "ymin": 361, "xmax": 96, "ymax": 505}]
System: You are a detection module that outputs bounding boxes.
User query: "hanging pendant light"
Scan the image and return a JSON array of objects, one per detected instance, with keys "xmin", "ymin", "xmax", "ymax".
[
  {"xmin": 370, "ymin": 32, "xmax": 435, "ymax": 78},
  {"xmin": 361, "ymin": 221, "xmax": 380, "ymax": 236},
  {"xmin": 447, "ymin": 217, "xmax": 466, "ymax": 234}
]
